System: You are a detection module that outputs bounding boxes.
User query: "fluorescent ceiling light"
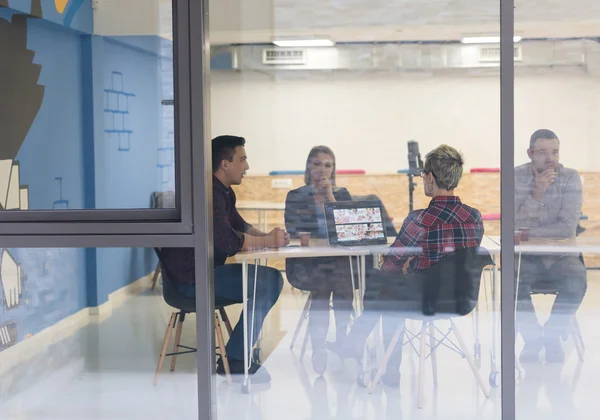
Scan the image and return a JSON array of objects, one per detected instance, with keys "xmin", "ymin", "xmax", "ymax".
[
  {"xmin": 461, "ymin": 36, "xmax": 522, "ymax": 44},
  {"xmin": 273, "ymin": 39, "xmax": 334, "ymax": 47}
]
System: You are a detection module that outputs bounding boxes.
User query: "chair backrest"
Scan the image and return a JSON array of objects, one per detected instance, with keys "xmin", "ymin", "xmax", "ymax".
[
  {"xmin": 419, "ymin": 247, "xmax": 493, "ymax": 316},
  {"xmin": 154, "ymin": 247, "xmax": 196, "ymax": 313},
  {"xmin": 351, "ymin": 194, "xmax": 398, "ymax": 237}
]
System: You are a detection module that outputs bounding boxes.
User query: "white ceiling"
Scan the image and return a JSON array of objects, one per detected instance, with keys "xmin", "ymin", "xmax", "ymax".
[
  {"xmin": 209, "ymin": 0, "xmax": 600, "ymax": 44},
  {"xmin": 93, "ymin": 0, "xmax": 600, "ymax": 44}
]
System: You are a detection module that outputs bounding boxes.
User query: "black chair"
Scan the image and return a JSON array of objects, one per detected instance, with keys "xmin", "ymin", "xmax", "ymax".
[
  {"xmin": 153, "ymin": 248, "xmax": 236, "ymax": 385},
  {"xmin": 529, "ymin": 278, "xmax": 585, "ymax": 362},
  {"xmin": 366, "ymin": 247, "xmax": 494, "ymax": 408}
]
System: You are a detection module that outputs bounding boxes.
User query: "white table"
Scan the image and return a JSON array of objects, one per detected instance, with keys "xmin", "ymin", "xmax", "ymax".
[
  {"xmin": 236, "ymin": 201, "xmax": 286, "ymax": 232},
  {"xmin": 233, "ymin": 241, "xmax": 371, "ymax": 393},
  {"xmin": 483, "ymin": 235, "xmax": 600, "ymax": 385},
  {"xmin": 232, "ymin": 236, "xmax": 502, "ymax": 393}
]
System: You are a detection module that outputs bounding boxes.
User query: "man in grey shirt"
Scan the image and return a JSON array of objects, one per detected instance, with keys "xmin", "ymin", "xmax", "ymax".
[{"xmin": 515, "ymin": 129, "xmax": 587, "ymax": 364}]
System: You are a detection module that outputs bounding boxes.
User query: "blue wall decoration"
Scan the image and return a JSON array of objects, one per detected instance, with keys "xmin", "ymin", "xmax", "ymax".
[{"xmin": 104, "ymin": 71, "xmax": 136, "ymax": 152}]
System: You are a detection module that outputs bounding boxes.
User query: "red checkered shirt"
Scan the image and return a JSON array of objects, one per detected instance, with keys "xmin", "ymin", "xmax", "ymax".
[{"xmin": 381, "ymin": 196, "xmax": 484, "ymax": 273}]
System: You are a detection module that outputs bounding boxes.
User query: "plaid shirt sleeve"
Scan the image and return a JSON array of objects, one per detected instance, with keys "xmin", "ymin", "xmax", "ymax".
[
  {"xmin": 381, "ymin": 211, "xmax": 424, "ymax": 272},
  {"xmin": 213, "ymin": 192, "xmax": 245, "ymax": 256}
]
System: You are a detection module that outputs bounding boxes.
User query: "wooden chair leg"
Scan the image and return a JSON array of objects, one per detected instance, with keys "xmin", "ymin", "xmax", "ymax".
[
  {"xmin": 154, "ymin": 313, "xmax": 177, "ymax": 386},
  {"xmin": 367, "ymin": 325, "xmax": 404, "ymax": 394},
  {"xmin": 290, "ymin": 293, "xmax": 312, "ymax": 350},
  {"xmin": 151, "ymin": 263, "xmax": 161, "ymax": 290},
  {"xmin": 170, "ymin": 312, "xmax": 185, "ymax": 371},
  {"xmin": 417, "ymin": 322, "xmax": 428, "ymax": 409},
  {"xmin": 450, "ymin": 320, "xmax": 490, "ymax": 398},
  {"xmin": 215, "ymin": 312, "xmax": 232, "ymax": 385},
  {"xmin": 429, "ymin": 323, "xmax": 438, "ymax": 386},
  {"xmin": 219, "ymin": 308, "xmax": 233, "ymax": 337}
]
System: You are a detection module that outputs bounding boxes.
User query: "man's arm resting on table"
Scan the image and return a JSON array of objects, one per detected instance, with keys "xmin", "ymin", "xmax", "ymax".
[{"xmin": 246, "ymin": 226, "xmax": 268, "ymax": 237}]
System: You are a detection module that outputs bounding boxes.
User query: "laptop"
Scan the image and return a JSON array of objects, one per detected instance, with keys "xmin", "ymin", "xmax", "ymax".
[{"xmin": 324, "ymin": 200, "xmax": 389, "ymax": 247}]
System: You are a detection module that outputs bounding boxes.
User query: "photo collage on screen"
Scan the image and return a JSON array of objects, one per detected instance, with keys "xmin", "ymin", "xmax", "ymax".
[{"xmin": 333, "ymin": 207, "xmax": 385, "ymax": 242}]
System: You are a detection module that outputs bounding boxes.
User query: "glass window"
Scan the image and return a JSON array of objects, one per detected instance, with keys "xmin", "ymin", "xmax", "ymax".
[
  {"xmin": 208, "ymin": 0, "xmax": 502, "ymax": 417},
  {"xmin": 514, "ymin": 1, "xmax": 598, "ymax": 417},
  {"xmin": 0, "ymin": 246, "xmax": 198, "ymax": 417},
  {"xmin": 0, "ymin": 1, "xmax": 176, "ymax": 212}
]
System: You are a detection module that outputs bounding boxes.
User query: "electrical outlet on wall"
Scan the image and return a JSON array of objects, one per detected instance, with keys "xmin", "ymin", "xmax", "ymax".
[{"xmin": 271, "ymin": 178, "xmax": 293, "ymax": 189}]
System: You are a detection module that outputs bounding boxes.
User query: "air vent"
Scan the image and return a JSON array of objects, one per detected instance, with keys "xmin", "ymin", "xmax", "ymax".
[
  {"xmin": 478, "ymin": 46, "xmax": 523, "ymax": 62},
  {"xmin": 262, "ymin": 48, "xmax": 306, "ymax": 65}
]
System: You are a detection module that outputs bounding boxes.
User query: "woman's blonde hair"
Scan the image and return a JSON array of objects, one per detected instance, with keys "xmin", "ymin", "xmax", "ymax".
[
  {"xmin": 424, "ymin": 145, "xmax": 464, "ymax": 190},
  {"xmin": 304, "ymin": 146, "xmax": 337, "ymax": 185}
]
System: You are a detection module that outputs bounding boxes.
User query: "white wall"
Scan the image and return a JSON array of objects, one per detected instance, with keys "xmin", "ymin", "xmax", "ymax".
[{"xmin": 210, "ymin": 69, "xmax": 600, "ymax": 174}]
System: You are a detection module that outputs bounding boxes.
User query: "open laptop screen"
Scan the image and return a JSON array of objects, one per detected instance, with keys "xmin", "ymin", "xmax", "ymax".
[{"xmin": 324, "ymin": 200, "xmax": 388, "ymax": 246}]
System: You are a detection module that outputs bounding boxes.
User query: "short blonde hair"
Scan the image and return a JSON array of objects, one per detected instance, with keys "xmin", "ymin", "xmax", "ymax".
[{"xmin": 424, "ymin": 145, "xmax": 464, "ymax": 190}]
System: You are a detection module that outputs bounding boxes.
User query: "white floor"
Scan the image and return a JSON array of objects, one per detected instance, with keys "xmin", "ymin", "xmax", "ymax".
[{"xmin": 1, "ymin": 272, "xmax": 600, "ymax": 420}]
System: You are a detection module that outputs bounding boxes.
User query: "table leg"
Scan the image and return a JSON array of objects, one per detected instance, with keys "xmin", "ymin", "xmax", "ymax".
[
  {"xmin": 250, "ymin": 259, "xmax": 259, "ymax": 362},
  {"xmin": 242, "ymin": 260, "xmax": 250, "ymax": 393},
  {"xmin": 490, "ymin": 255, "xmax": 499, "ymax": 383}
]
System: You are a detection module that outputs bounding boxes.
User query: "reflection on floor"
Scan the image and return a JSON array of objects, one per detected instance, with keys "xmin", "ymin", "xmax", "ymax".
[{"xmin": 1, "ymin": 271, "xmax": 600, "ymax": 420}]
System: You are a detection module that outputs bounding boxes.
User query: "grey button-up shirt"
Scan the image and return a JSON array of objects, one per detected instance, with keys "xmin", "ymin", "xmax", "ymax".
[
  {"xmin": 515, "ymin": 162, "xmax": 582, "ymax": 265},
  {"xmin": 515, "ymin": 162, "xmax": 582, "ymax": 238}
]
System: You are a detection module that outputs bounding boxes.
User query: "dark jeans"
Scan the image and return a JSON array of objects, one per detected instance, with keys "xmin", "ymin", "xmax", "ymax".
[
  {"xmin": 175, "ymin": 264, "xmax": 283, "ymax": 361},
  {"xmin": 517, "ymin": 255, "xmax": 587, "ymax": 343},
  {"xmin": 287, "ymin": 257, "xmax": 354, "ymax": 350},
  {"xmin": 346, "ymin": 268, "xmax": 423, "ymax": 371}
]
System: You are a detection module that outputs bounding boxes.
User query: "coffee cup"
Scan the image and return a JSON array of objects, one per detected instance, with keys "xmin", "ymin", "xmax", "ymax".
[
  {"xmin": 298, "ymin": 232, "xmax": 311, "ymax": 247},
  {"xmin": 514, "ymin": 231, "xmax": 522, "ymax": 245}
]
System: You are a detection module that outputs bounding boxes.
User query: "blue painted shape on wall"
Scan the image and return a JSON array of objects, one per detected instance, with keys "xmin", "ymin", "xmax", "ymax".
[
  {"xmin": 157, "ymin": 146, "xmax": 174, "ymax": 184},
  {"xmin": 16, "ymin": 18, "xmax": 84, "ymax": 211},
  {"xmin": 52, "ymin": 176, "xmax": 69, "ymax": 209},
  {"xmin": 103, "ymin": 71, "xmax": 136, "ymax": 152}
]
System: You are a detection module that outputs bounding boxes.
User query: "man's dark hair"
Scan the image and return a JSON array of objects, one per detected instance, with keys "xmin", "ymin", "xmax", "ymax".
[
  {"xmin": 530, "ymin": 129, "xmax": 559, "ymax": 150},
  {"xmin": 212, "ymin": 135, "xmax": 246, "ymax": 173}
]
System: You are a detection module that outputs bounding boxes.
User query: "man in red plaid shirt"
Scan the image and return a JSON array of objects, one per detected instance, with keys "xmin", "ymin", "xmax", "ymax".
[{"xmin": 341, "ymin": 145, "xmax": 484, "ymax": 387}]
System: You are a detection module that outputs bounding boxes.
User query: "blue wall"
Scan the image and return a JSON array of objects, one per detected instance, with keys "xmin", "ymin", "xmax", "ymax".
[{"xmin": 0, "ymin": 11, "xmax": 168, "ymax": 347}]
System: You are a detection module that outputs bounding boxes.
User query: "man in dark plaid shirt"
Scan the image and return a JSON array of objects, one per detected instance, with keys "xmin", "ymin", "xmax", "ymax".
[{"xmin": 342, "ymin": 145, "xmax": 484, "ymax": 387}]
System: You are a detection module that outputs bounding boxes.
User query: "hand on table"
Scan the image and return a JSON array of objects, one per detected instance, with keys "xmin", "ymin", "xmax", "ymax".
[{"xmin": 267, "ymin": 227, "xmax": 290, "ymax": 248}]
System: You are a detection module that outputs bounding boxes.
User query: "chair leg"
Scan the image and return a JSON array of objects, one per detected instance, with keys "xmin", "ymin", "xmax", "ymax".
[
  {"xmin": 170, "ymin": 312, "xmax": 185, "ymax": 372},
  {"xmin": 429, "ymin": 323, "xmax": 438, "ymax": 386},
  {"xmin": 571, "ymin": 320, "xmax": 585, "ymax": 362},
  {"xmin": 219, "ymin": 308, "xmax": 233, "ymax": 337},
  {"xmin": 151, "ymin": 262, "xmax": 161, "ymax": 290},
  {"xmin": 215, "ymin": 312, "xmax": 232, "ymax": 385},
  {"xmin": 450, "ymin": 320, "xmax": 490, "ymax": 398},
  {"xmin": 154, "ymin": 313, "xmax": 177, "ymax": 386},
  {"xmin": 417, "ymin": 322, "xmax": 428, "ymax": 409},
  {"xmin": 573, "ymin": 316, "xmax": 585, "ymax": 351},
  {"xmin": 300, "ymin": 323, "xmax": 311, "ymax": 360},
  {"xmin": 290, "ymin": 293, "xmax": 312, "ymax": 350},
  {"xmin": 367, "ymin": 325, "xmax": 404, "ymax": 394}
]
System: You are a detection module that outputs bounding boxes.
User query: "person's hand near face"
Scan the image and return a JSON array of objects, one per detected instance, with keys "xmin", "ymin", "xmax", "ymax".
[{"xmin": 310, "ymin": 153, "xmax": 335, "ymax": 202}]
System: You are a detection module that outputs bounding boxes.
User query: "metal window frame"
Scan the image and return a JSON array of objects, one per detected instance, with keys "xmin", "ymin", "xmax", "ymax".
[
  {"xmin": 500, "ymin": 0, "xmax": 516, "ymax": 418},
  {"xmin": 0, "ymin": 0, "xmax": 193, "ymax": 237}
]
